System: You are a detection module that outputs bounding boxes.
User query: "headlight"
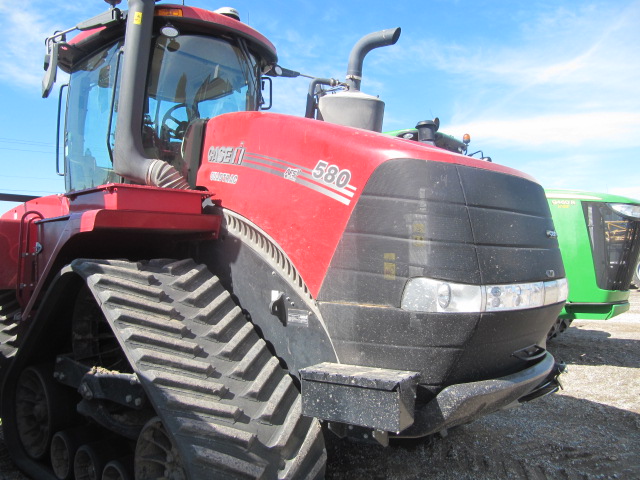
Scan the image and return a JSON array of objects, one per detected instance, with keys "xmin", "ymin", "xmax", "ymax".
[
  {"xmin": 401, "ymin": 277, "xmax": 568, "ymax": 313},
  {"xmin": 401, "ymin": 278, "xmax": 483, "ymax": 312},
  {"xmin": 608, "ymin": 203, "xmax": 640, "ymax": 220}
]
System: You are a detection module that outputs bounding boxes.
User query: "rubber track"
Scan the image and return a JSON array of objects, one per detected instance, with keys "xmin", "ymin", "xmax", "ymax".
[
  {"xmin": 0, "ymin": 290, "xmax": 20, "ymax": 365},
  {"xmin": 71, "ymin": 259, "xmax": 326, "ymax": 480}
]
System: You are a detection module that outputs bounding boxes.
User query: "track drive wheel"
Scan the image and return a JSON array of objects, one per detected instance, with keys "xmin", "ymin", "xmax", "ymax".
[{"xmin": 15, "ymin": 364, "xmax": 72, "ymax": 460}]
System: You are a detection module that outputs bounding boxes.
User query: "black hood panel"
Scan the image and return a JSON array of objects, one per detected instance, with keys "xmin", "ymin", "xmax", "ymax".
[{"xmin": 319, "ymin": 158, "xmax": 564, "ymax": 306}]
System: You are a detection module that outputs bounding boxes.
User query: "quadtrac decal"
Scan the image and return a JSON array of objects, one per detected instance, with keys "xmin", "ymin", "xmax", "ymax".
[{"xmin": 207, "ymin": 145, "xmax": 357, "ymax": 206}]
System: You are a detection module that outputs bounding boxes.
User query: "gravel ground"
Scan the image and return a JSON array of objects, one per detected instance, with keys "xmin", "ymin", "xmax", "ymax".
[{"xmin": 1, "ymin": 291, "xmax": 639, "ymax": 480}]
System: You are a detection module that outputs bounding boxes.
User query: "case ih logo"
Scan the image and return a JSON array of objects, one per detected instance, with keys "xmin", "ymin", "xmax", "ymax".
[{"xmin": 208, "ymin": 146, "xmax": 245, "ymax": 165}]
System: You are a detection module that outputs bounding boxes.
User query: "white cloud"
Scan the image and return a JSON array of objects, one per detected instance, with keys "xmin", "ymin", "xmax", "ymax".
[
  {"xmin": 446, "ymin": 112, "xmax": 640, "ymax": 149},
  {"xmin": 394, "ymin": 1, "xmax": 640, "ymax": 126},
  {"xmin": 0, "ymin": 1, "xmax": 94, "ymax": 90},
  {"xmin": 608, "ymin": 187, "xmax": 640, "ymax": 202}
]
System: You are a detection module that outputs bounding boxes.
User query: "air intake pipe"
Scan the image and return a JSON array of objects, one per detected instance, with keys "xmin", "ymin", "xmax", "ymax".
[
  {"xmin": 112, "ymin": 0, "xmax": 189, "ymax": 189},
  {"xmin": 318, "ymin": 28, "xmax": 401, "ymax": 132}
]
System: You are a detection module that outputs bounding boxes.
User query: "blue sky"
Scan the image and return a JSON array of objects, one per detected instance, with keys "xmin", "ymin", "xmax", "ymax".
[{"xmin": 1, "ymin": 0, "xmax": 639, "ymax": 212}]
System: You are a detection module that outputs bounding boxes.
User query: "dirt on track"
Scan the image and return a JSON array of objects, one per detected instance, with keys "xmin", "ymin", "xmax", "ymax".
[{"xmin": 1, "ymin": 292, "xmax": 639, "ymax": 480}]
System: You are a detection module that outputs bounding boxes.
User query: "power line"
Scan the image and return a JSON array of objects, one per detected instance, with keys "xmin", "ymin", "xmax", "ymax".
[
  {"xmin": 0, "ymin": 174, "xmax": 60, "ymax": 181},
  {"xmin": 0, "ymin": 137, "xmax": 55, "ymax": 147},
  {"xmin": 0, "ymin": 188, "xmax": 60, "ymax": 195},
  {"xmin": 0, "ymin": 147, "xmax": 54, "ymax": 153}
]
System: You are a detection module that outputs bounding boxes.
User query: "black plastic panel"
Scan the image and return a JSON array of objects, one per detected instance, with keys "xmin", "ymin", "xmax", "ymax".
[
  {"xmin": 318, "ymin": 300, "xmax": 563, "ymax": 389},
  {"xmin": 318, "ymin": 302, "xmax": 478, "ymax": 385},
  {"xmin": 460, "ymin": 167, "xmax": 564, "ymax": 284},
  {"xmin": 319, "ymin": 159, "xmax": 564, "ymax": 306},
  {"xmin": 446, "ymin": 302, "xmax": 564, "ymax": 384},
  {"xmin": 458, "ymin": 166, "xmax": 550, "ymax": 215}
]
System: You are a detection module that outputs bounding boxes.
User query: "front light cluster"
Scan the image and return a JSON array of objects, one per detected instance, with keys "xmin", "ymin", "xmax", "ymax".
[
  {"xmin": 608, "ymin": 203, "xmax": 640, "ymax": 220},
  {"xmin": 401, "ymin": 277, "xmax": 568, "ymax": 313}
]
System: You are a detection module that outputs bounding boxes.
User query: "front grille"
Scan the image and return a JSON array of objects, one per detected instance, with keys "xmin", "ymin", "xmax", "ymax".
[{"xmin": 583, "ymin": 202, "xmax": 640, "ymax": 290}]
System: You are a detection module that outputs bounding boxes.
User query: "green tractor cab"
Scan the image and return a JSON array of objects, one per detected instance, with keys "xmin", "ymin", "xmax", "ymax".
[{"xmin": 545, "ymin": 189, "xmax": 640, "ymax": 336}]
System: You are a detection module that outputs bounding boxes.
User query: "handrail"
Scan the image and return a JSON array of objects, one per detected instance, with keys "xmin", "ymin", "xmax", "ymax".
[{"xmin": 16, "ymin": 211, "xmax": 44, "ymax": 307}]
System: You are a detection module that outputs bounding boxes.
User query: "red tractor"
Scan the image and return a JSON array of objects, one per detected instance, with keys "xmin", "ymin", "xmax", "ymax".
[{"xmin": 0, "ymin": 1, "xmax": 567, "ymax": 478}]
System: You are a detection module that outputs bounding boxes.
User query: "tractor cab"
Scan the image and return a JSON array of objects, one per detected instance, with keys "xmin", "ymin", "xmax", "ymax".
[{"xmin": 46, "ymin": 2, "xmax": 275, "ymax": 192}]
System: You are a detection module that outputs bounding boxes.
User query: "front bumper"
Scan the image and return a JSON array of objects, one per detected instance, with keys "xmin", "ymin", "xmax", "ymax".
[
  {"xmin": 300, "ymin": 352, "xmax": 562, "ymax": 439},
  {"xmin": 561, "ymin": 300, "xmax": 630, "ymax": 320}
]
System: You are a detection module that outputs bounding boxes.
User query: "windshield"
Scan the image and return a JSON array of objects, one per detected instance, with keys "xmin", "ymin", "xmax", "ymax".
[
  {"xmin": 143, "ymin": 34, "xmax": 260, "ymax": 174},
  {"xmin": 65, "ymin": 40, "xmax": 122, "ymax": 192}
]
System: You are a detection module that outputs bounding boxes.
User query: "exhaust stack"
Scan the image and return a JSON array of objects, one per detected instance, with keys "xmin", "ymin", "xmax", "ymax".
[{"xmin": 318, "ymin": 28, "xmax": 401, "ymax": 132}]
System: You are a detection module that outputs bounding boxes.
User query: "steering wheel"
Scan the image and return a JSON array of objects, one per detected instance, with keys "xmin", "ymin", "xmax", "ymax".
[{"xmin": 161, "ymin": 104, "xmax": 192, "ymax": 141}]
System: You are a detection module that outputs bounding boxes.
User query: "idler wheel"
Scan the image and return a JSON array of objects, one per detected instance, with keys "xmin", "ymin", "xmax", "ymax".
[
  {"xmin": 135, "ymin": 417, "xmax": 185, "ymax": 480},
  {"xmin": 102, "ymin": 456, "xmax": 134, "ymax": 480},
  {"xmin": 51, "ymin": 426, "xmax": 103, "ymax": 480}
]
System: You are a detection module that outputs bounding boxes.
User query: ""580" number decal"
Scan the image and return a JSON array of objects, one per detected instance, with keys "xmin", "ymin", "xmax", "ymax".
[{"xmin": 312, "ymin": 161, "xmax": 352, "ymax": 188}]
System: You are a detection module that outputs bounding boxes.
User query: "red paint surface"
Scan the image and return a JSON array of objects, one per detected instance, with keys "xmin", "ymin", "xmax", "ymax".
[
  {"xmin": 196, "ymin": 111, "xmax": 535, "ymax": 296},
  {"xmin": 69, "ymin": 4, "xmax": 276, "ymax": 60},
  {"xmin": 0, "ymin": 186, "xmax": 218, "ymax": 305}
]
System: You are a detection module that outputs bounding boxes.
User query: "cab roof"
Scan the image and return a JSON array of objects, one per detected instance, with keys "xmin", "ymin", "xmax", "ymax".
[{"xmin": 58, "ymin": 4, "xmax": 277, "ymax": 73}]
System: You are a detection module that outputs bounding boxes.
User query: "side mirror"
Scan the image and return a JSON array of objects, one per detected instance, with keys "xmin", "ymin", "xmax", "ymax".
[
  {"xmin": 42, "ymin": 38, "xmax": 61, "ymax": 98},
  {"xmin": 42, "ymin": 8, "xmax": 123, "ymax": 98},
  {"xmin": 260, "ymin": 77, "xmax": 272, "ymax": 110},
  {"xmin": 264, "ymin": 65, "xmax": 300, "ymax": 78}
]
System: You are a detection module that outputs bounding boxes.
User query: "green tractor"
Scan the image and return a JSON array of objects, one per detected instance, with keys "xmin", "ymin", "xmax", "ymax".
[{"xmin": 545, "ymin": 190, "xmax": 640, "ymax": 337}]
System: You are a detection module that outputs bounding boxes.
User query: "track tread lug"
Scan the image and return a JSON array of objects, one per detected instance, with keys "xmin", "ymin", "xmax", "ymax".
[
  {"xmin": 176, "ymin": 417, "xmax": 257, "ymax": 449},
  {"xmin": 93, "ymin": 275, "xmax": 166, "ymax": 300},
  {"xmin": 181, "ymin": 276, "xmax": 224, "ymax": 307},
  {"xmin": 244, "ymin": 357, "xmax": 281, "ymax": 400},
  {"xmin": 279, "ymin": 420, "xmax": 326, "ymax": 480},
  {"xmin": 191, "ymin": 444, "xmax": 267, "ymax": 479},
  {"xmin": 134, "ymin": 348, "xmax": 217, "ymax": 376},
  {"xmin": 231, "ymin": 338, "xmax": 270, "ymax": 379},
  {"xmin": 147, "ymin": 369, "xmax": 228, "ymax": 397},
  {"xmin": 157, "ymin": 258, "xmax": 198, "ymax": 275},
  {"xmin": 268, "ymin": 399, "xmax": 304, "ymax": 449},
  {"xmin": 164, "ymin": 394, "xmax": 243, "ymax": 421},
  {"xmin": 72, "ymin": 259, "xmax": 156, "ymax": 283},
  {"xmin": 257, "ymin": 375, "xmax": 296, "ymax": 422},
  {"xmin": 203, "ymin": 305, "xmax": 243, "ymax": 340},
  {"xmin": 102, "ymin": 291, "xmax": 182, "ymax": 320},
  {"xmin": 219, "ymin": 322, "xmax": 255, "ymax": 360},
  {"xmin": 169, "ymin": 263, "xmax": 209, "ymax": 290},
  {"xmin": 113, "ymin": 308, "xmax": 188, "ymax": 335},
  {"xmin": 0, "ymin": 291, "xmax": 20, "ymax": 364},
  {"xmin": 121, "ymin": 328, "xmax": 202, "ymax": 355}
]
